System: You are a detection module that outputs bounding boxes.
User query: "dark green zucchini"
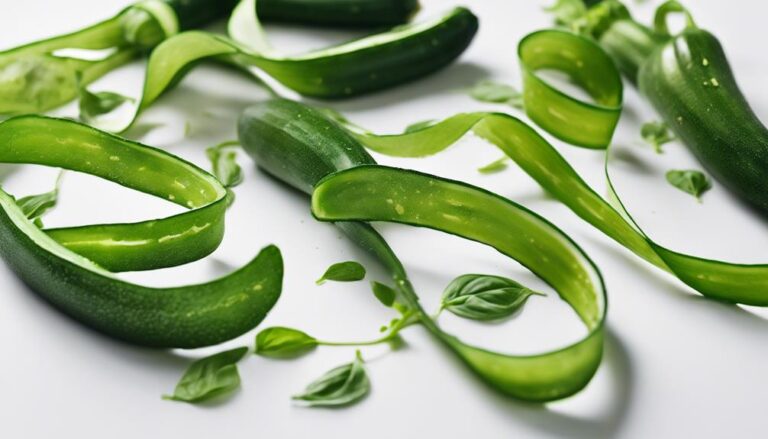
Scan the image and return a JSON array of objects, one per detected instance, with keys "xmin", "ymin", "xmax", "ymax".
[
  {"xmin": 581, "ymin": 0, "xmax": 768, "ymax": 214},
  {"xmin": 252, "ymin": 6, "xmax": 478, "ymax": 98},
  {"xmin": 257, "ymin": 0, "xmax": 419, "ymax": 28}
]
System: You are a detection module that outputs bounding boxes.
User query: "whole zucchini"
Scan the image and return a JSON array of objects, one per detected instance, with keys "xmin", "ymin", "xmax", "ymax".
[
  {"xmin": 582, "ymin": 0, "xmax": 768, "ymax": 213},
  {"xmin": 257, "ymin": 0, "xmax": 420, "ymax": 27}
]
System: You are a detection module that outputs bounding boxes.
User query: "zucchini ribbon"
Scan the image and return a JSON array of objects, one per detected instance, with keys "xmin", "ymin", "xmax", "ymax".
[
  {"xmin": 348, "ymin": 29, "xmax": 768, "ymax": 306},
  {"xmin": 0, "ymin": 116, "xmax": 282, "ymax": 348}
]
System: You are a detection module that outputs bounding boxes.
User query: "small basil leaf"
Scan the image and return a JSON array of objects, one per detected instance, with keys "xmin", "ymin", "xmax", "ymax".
[
  {"xmin": 371, "ymin": 281, "xmax": 396, "ymax": 307},
  {"xmin": 78, "ymin": 85, "xmax": 134, "ymax": 124},
  {"xmin": 206, "ymin": 140, "xmax": 243, "ymax": 188},
  {"xmin": 441, "ymin": 274, "xmax": 544, "ymax": 321},
  {"xmin": 665, "ymin": 169, "xmax": 712, "ymax": 202},
  {"xmin": 477, "ymin": 156, "xmax": 509, "ymax": 174},
  {"xmin": 641, "ymin": 121, "xmax": 675, "ymax": 153},
  {"xmin": 255, "ymin": 327, "xmax": 318, "ymax": 358},
  {"xmin": 292, "ymin": 351, "xmax": 370, "ymax": 407},
  {"xmin": 316, "ymin": 261, "xmax": 366, "ymax": 285},
  {"xmin": 470, "ymin": 80, "xmax": 524, "ymax": 109},
  {"xmin": 163, "ymin": 347, "xmax": 248, "ymax": 403},
  {"xmin": 404, "ymin": 119, "xmax": 436, "ymax": 133}
]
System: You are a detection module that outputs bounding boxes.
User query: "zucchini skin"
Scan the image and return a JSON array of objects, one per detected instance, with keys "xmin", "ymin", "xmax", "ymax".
[
  {"xmin": 254, "ymin": 7, "xmax": 478, "ymax": 98},
  {"xmin": 256, "ymin": 0, "xmax": 420, "ymax": 28},
  {"xmin": 164, "ymin": 0, "xmax": 239, "ymax": 30},
  {"xmin": 632, "ymin": 29, "xmax": 768, "ymax": 213},
  {"xmin": 165, "ymin": 0, "xmax": 418, "ymax": 30},
  {"xmin": 238, "ymin": 99, "xmax": 375, "ymax": 192}
]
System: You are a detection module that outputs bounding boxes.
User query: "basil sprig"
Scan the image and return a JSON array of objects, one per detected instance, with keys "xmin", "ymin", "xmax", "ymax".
[
  {"xmin": 666, "ymin": 169, "xmax": 712, "ymax": 202},
  {"xmin": 255, "ymin": 327, "xmax": 318, "ymax": 358}
]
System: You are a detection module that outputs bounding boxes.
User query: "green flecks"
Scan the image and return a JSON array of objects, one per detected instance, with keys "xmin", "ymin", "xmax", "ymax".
[
  {"xmin": 702, "ymin": 57, "xmax": 709, "ymax": 67},
  {"xmin": 710, "ymin": 78, "xmax": 719, "ymax": 87},
  {"xmin": 394, "ymin": 204, "xmax": 405, "ymax": 215}
]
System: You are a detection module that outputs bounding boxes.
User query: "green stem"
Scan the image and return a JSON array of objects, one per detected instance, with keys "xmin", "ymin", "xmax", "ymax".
[{"xmin": 318, "ymin": 310, "xmax": 419, "ymax": 347}]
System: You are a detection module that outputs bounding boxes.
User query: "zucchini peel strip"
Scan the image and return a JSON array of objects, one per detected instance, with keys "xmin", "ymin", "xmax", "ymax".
[
  {"xmin": 348, "ymin": 29, "xmax": 768, "ymax": 306},
  {"xmin": 239, "ymin": 99, "xmax": 605, "ymax": 402},
  {"xmin": 0, "ymin": 116, "xmax": 283, "ymax": 348},
  {"xmin": 90, "ymin": 0, "xmax": 478, "ymax": 132}
]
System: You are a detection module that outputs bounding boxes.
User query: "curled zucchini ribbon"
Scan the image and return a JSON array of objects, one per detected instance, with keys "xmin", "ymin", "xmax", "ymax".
[
  {"xmin": 90, "ymin": 0, "xmax": 477, "ymax": 132},
  {"xmin": 0, "ymin": 116, "xmax": 282, "ymax": 348},
  {"xmin": 239, "ymin": 99, "xmax": 606, "ymax": 402},
  {"xmin": 351, "ymin": 29, "xmax": 768, "ymax": 306}
]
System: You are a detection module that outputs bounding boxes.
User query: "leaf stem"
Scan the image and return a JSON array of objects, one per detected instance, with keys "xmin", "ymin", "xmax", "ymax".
[{"xmin": 317, "ymin": 311, "xmax": 418, "ymax": 347}]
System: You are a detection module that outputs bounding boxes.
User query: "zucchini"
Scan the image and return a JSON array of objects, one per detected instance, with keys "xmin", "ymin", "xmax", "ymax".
[
  {"xmin": 256, "ymin": 0, "xmax": 420, "ymax": 28},
  {"xmin": 580, "ymin": 0, "xmax": 768, "ymax": 214},
  {"xmin": 0, "ymin": 116, "xmax": 283, "ymax": 348}
]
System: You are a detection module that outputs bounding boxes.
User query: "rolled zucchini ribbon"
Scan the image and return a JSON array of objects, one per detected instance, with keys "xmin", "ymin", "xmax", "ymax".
[
  {"xmin": 0, "ymin": 116, "xmax": 282, "ymax": 348},
  {"xmin": 349, "ymin": 29, "xmax": 768, "ymax": 306},
  {"xmin": 239, "ymin": 99, "xmax": 606, "ymax": 402}
]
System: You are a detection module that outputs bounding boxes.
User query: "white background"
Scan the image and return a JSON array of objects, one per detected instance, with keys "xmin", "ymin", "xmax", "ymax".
[{"xmin": 2, "ymin": 1, "xmax": 768, "ymax": 438}]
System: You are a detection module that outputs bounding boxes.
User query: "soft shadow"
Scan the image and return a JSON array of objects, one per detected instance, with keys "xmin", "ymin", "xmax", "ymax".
[
  {"xmin": 0, "ymin": 163, "xmax": 20, "ymax": 181},
  {"xmin": 307, "ymin": 62, "xmax": 492, "ymax": 112},
  {"xmin": 608, "ymin": 147, "xmax": 657, "ymax": 175},
  {"xmin": 426, "ymin": 325, "xmax": 633, "ymax": 439},
  {"xmin": 582, "ymin": 233, "xmax": 768, "ymax": 327}
]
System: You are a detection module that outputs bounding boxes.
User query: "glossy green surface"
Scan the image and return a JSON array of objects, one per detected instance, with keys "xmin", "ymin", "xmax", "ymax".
[
  {"xmin": 348, "ymin": 27, "xmax": 768, "ymax": 306},
  {"xmin": 591, "ymin": 0, "xmax": 768, "ymax": 214},
  {"xmin": 95, "ymin": 3, "xmax": 477, "ymax": 131},
  {"xmin": 239, "ymin": 99, "xmax": 606, "ymax": 402},
  {"xmin": 0, "ymin": 116, "xmax": 283, "ymax": 347},
  {"xmin": 257, "ymin": 0, "xmax": 420, "ymax": 28}
]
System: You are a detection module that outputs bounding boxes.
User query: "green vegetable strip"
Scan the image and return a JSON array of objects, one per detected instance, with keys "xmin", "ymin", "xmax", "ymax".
[
  {"xmin": 0, "ymin": 116, "xmax": 282, "ymax": 347},
  {"xmin": 347, "ymin": 29, "xmax": 768, "ymax": 306},
  {"xmin": 312, "ymin": 166, "xmax": 606, "ymax": 401},
  {"xmin": 90, "ymin": 0, "xmax": 477, "ymax": 132},
  {"xmin": 239, "ymin": 99, "xmax": 605, "ymax": 402}
]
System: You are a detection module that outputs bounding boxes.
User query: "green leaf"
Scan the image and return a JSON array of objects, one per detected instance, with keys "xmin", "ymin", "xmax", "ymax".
[
  {"xmin": 292, "ymin": 351, "xmax": 370, "ymax": 407},
  {"xmin": 404, "ymin": 119, "xmax": 436, "ymax": 133},
  {"xmin": 641, "ymin": 121, "xmax": 675, "ymax": 153},
  {"xmin": 163, "ymin": 347, "xmax": 248, "ymax": 403},
  {"xmin": 316, "ymin": 261, "xmax": 366, "ymax": 285},
  {"xmin": 206, "ymin": 140, "xmax": 243, "ymax": 188},
  {"xmin": 255, "ymin": 327, "xmax": 318, "ymax": 358},
  {"xmin": 544, "ymin": 0, "xmax": 588, "ymax": 26},
  {"xmin": 17, "ymin": 171, "xmax": 64, "ymax": 228},
  {"xmin": 78, "ymin": 85, "xmax": 134, "ymax": 124},
  {"xmin": 441, "ymin": 274, "xmax": 544, "ymax": 321},
  {"xmin": 470, "ymin": 80, "xmax": 524, "ymax": 109},
  {"xmin": 666, "ymin": 169, "xmax": 712, "ymax": 202},
  {"xmin": 370, "ymin": 281, "xmax": 396, "ymax": 307},
  {"xmin": 477, "ymin": 156, "xmax": 509, "ymax": 174}
]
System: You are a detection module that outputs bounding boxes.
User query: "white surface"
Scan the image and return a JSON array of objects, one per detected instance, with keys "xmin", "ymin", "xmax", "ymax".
[{"xmin": 2, "ymin": 1, "xmax": 768, "ymax": 438}]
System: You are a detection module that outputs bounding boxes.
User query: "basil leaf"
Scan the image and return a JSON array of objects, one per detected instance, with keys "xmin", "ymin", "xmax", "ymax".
[
  {"xmin": 78, "ymin": 85, "xmax": 134, "ymax": 124},
  {"xmin": 255, "ymin": 327, "xmax": 318, "ymax": 358},
  {"xmin": 666, "ymin": 169, "xmax": 712, "ymax": 202},
  {"xmin": 292, "ymin": 351, "xmax": 370, "ymax": 407},
  {"xmin": 470, "ymin": 80, "xmax": 524, "ymax": 109},
  {"xmin": 206, "ymin": 141, "xmax": 243, "ymax": 188},
  {"xmin": 477, "ymin": 156, "xmax": 509, "ymax": 174},
  {"xmin": 371, "ymin": 281, "xmax": 396, "ymax": 307},
  {"xmin": 441, "ymin": 274, "xmax": 544, "ymax": 321},
  {"xmin": 163, "ymin": 347, "xmax": 248, "ymax": 403},
  {"xmin": 404, "ymin": 119, "xmax": 436, "ymax": 133},
  {"xmin": 544, "ymin": 0, "xmax": 588, "ymax": 26},
  {"xmin": 641, "ymin": 121, "xmax": 675, "ymax": 153},
  {"xmin": 316, "ymin": 261, "xmax": 366, "ymax": 285},
  {"xmin": 16, "ymin": 171, "xmax": 64, "ymax": 228}
]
